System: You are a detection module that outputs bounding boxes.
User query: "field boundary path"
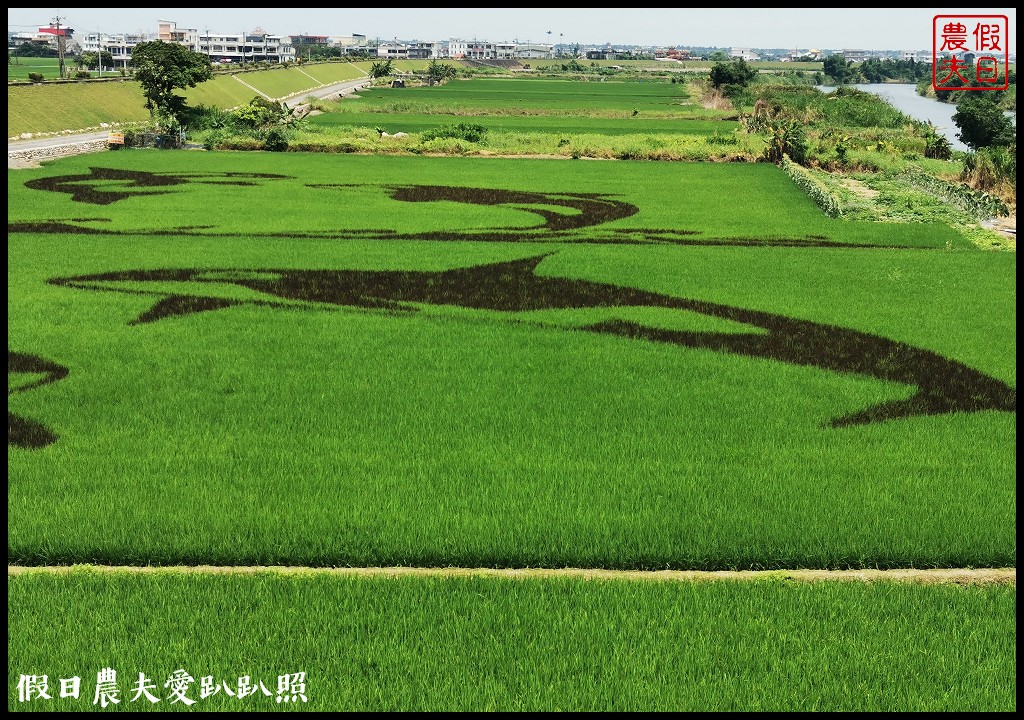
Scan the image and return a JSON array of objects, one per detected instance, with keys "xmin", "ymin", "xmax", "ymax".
[{"xmin": 8, "ymin": 565, "xmax": 1016, "ymax": 585}]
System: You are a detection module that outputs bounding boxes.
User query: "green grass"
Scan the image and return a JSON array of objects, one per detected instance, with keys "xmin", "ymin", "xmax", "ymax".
[
  {"xmin": 577, "ymin": 59, "xmax": 823, "ymax": 71},
  {"xmin": 7, "ymin": 152, "xmax": 1014, "ymax": 569},
  {"xmin": 384, "ymin": 59, "xmax": 434, "ymax": 74},
  {"xmin": 180, "ymin": 73, "xmax": 263, "ymax": 110},
  {"xmin": 7, "ymin": 67, "xmax": 1015, "ymax": 715},
  {"xmin": 7, "ymin": 56, "xmax": 63, "ymax": 81},
  {"xmin": 182, "ymin": 62, "xmax": 373, "ymax": 110},
  {"xmin": 7, "ymin": 81, "xmax": 152, "ymax": 137},
  {"xmin": 285, "ymin": 61, "xmax": 369, "ymax": 86},
  {"xmin": 338, "ymin": 77, "xmax": 711, "ymax": 116},
  {"xmin": 7, "ymin": 571, "xmax": 1016, "ymax": 712},
  {"xmin": 308, "ymin": 112, "xmax": 739, "ymax": 136},
  {"xmin": 751, "ymin": 86, "xmax": 914, "ymax": 129},
  {"xmin": 5, "ymin": 59, "xmax": 439, "ymax": 137}
]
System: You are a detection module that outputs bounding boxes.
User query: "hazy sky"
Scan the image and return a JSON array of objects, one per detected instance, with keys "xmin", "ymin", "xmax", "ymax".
[{"xmin": 7, "ymin": 7, "xmax": 1017, "ymax": 52}]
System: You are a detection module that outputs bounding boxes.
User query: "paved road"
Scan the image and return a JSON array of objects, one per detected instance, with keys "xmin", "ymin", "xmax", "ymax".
[
  {"xmin": 8, "ymin": 130, "xmax": 110, "ymax": 154},
  {"xmin": 8, "ymin": 76, "xmax": 373, "ymax": 161},
  {"xmin": 280, "ymin": 76, "xmax": 371, "ymax": 107}
]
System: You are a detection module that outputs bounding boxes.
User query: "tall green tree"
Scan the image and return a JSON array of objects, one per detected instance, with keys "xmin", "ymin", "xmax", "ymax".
[
  {"xmin": 425, "ymin": 60, "xmax": 457, "ymax": 84},
  {"xmin": 709, "ymin": 58, "xmax": 756, "ymax": 89},
  {"xmin": 76, "ymin": 50, "xmax": 113, "ymax": 71},
  {"xmin": 953, "ymin": 94, "xmax": 1016, "ymax": 150},
  {"xmin": 130, "ymin": 41, "xmax": 212, "ymax": 122},
  {"xmin": 823, "ymin": 54, "xmax": 858, "ymax": 84}
]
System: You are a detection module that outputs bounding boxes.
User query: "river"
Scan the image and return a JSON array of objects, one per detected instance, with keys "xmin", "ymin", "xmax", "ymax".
[{"xmin": 816, "ymin": 83, "xmax": 1015, "ymax": 153}]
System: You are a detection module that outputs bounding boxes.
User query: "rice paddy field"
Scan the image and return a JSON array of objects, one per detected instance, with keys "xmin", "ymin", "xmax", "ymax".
[
  {"xmin": 331, "ymin": 77, "xmax": 731, "ymax": 118},
  {"xmin": 8, "ymin": 570, "xmax": 1015, "ymax": 711},
  {"xmin": 7, "ymin": 73, "xmax": 1016, "ymax": 709},
  {"xmin": 308, "ymin": 112, "xmax": 740, "ymax": 136},
  {"xmin": 565, "ymin": 59, "xmax": 824, "ymax": 72},
  {"xmin": 292, "ymin": 77, "xmax": 752, "ymax": 160},
  {"xmin": 7, "ymin": 56, "xmax": 63, "ymax": 81}
]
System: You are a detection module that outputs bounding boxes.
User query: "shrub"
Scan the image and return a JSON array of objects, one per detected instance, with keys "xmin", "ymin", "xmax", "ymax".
[
  {"xmin": 960, "ymin": 145, "xmax": 1016, "ymax": 194},
  {"xmin": 709, "ymin": 58, "xmax": 756, "ymax": 89},
  {"xmin": 262, "ymin": 127, "xmax": 289, "ymax": 152},
  {"xmin": 181, "ymin": 104, "xmax": 236, "ymax": 131},
  {"xmin": 923, "ymin": 124, "xmax": 953, "ymax": 160},
  {"xmin": 763, "ymin": 119, "xmax": 808, "ymax": 165},
  {"xmin": 420, "ymin": 123, "xmax": 488, "ymax": 143},
  {"xmin": 903, "ymin": 164, "xmax": 1009, "ymax": 218},
  {"xmin": 215, "ymin": 138, "xmax": 263, "ymax": 151},
  {"xmin": 27, "ymin": 72, "xmax": 44, "ymax": 83},
  {"xmin": 233, "ymin": 96, "xmax": 289, "ymax": 130},
  {"xmin": 122, "ymin": 128, "xmax": 146, "ymax": 147},
  {"xmin": 706, "ymin": 132, "xmax": 738, "ymax": 146},
  {"xmin": 201, "ymin": 129, "xmax": 227, "ymax": 151}
]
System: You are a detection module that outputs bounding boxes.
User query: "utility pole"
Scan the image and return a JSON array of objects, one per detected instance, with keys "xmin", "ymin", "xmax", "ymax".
[{"xmin": 51, "ymin": 14, "xmax": 67, "ymax": 79}]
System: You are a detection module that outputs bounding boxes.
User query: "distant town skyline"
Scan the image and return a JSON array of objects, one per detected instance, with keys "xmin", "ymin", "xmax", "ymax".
[{"xmin": 7, "ymin": 8, "xmax": 1017, "ymax": 53}]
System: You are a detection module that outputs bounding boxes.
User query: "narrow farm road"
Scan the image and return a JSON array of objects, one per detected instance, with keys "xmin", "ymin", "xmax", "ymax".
[{"xmin": 7, "ymin": 566, "xmax": 1017, "ymax": 585}]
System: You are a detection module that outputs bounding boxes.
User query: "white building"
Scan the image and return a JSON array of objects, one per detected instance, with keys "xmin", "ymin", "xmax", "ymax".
[
  {"xmin": 449, "ymin": 39, "xmax": 552, "ymax": 60},
  {"xmin": 330, "ymin": 34, "xmax": 369, "ymax": 52},
  {"xmin": 448, "ymin": 39, "xmax": 496, "ymax": 59},
  {"xmin": 901, "ymin": 50, "xmax": 931, "ymax": 62},
  {"xmin": 515, "ymin": 43, "xmax": 553, "ymax": 60},
  {"xmin": 198, "ymin": 29, "xmax": 289, "ymax": 64},
  {"xmin": 79, "ymin": 32, "xmax": 152, "ymax": 70},
  {"xmin": 377, "ymin": 41, "xmax": 445, "ymax": 59},
  {"xmin": 494, "ymin": 42, "xmax": 517, "ymax": 60},
  {"xmin": 161, "ymin": 19, "xmax": 290, "ymax": 64},
  {"xmin": 729, "ymin": 47, "xmax": 761, "ymax": 61}
]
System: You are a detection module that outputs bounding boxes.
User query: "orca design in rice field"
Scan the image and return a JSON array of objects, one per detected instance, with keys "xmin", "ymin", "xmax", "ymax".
[
  {"xmin": 48, "ymin": 254, "xmax": 1016, "ymax": 428},
  {"xmin": 8, "ymin": 352, "xmax": 68, "ymax": 449},
  {"xmin": 15, "ymin": 168, "xmax": 909, "ymax": 248}
]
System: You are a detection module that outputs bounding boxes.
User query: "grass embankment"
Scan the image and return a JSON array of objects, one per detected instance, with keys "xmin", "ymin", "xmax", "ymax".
[
  {"xmin": 182, "ymin": 61, "xmax": 375, "ymax": 109},
  {"xmin": 7, "ymin": 59, "xmax": 416, "ymax": 137},
  {"xmin": 7, "ymin": 81, "xmax": 151, "ymax": 137}
]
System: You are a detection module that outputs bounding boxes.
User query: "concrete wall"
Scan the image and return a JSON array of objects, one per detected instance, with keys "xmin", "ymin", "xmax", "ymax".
[{"xmin": 8, "ymin": 139, "xmax": 109, "ymax": 166}]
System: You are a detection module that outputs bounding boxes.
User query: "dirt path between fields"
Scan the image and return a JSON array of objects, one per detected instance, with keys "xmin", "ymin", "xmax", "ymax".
[{"xmin": 7, "ymin": 565, "xmax": 1015, "ymax": 585}]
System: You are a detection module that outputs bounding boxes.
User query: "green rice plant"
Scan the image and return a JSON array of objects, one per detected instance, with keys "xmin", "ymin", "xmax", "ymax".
[
  {"xmin": 7, "ymin": 572, "xmax": 1017, "ymax": 712},
  {"xmin": 9, "ymin": 153, "xmax": 1010, "ymax": 571},
  {"xmin": 7, "ymin": 56, "xmax": 63, "ymax": 81}
]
